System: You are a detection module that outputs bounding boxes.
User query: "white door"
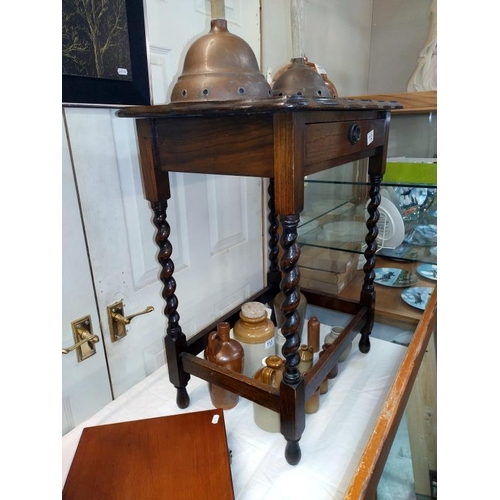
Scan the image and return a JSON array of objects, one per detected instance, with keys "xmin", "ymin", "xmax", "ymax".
[
  {"xmin": 63, "ymin": 0, "xmax": 265, "ymax": 425},
  {"xmin": 62, "ymin": 116, "xmax": 112, "ymax": 435}
]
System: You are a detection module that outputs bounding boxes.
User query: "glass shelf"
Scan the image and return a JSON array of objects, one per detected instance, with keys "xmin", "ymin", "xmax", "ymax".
[
  {"xmin": 304, "ymin": 178, "xmax": 437, "ymax": 189},
  {"xmin": 299, "ymin": 160, "xmax": 437, "ymax": 265},
  {"xmin": 298, "ymin": 101, "xmax": 437, "ymax": 276}
]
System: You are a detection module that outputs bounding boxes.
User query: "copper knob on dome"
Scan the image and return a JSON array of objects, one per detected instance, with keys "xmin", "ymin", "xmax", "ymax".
[{"xmin": 170, "ymin": 19, "xmax": 271, "ymax": 104}]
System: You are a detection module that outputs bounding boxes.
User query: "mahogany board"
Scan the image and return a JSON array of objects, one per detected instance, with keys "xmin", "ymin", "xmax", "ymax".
[{"xmin": 63, "ymin": 408, "xmax": 234, "ymax": 500}]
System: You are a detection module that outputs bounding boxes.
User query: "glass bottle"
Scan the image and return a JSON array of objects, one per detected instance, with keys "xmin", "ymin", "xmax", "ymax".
[{"xmin": 204, "ymin": 322, "xmax": 244, "ymax": 409}]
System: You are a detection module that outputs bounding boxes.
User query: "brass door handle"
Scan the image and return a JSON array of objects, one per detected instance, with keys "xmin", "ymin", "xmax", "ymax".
[
  {"xmin": 111, "ymin": 306, "xmax": 154, "ymax": 325},
  {"xmin": 107, "ymin": 300, "xmax": 154, "ymax": 342},
  {"xmin": 62, "ymin": 316, "xmax": 99, "ymax": 362}
]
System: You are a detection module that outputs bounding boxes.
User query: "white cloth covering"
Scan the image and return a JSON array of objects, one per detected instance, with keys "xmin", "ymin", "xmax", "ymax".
[{"xmin": 62, "ymin": 328, "xmax": 406, "ymax": 499}]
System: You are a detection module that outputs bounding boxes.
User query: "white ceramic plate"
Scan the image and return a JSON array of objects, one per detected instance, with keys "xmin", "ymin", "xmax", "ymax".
[
  {"xmin": 376, "ymin": 197, "xmax": 405, "ymax": 249},
  {"xmin": 401, "ymin": 287, "xmax": 433, "ymax": 311}
]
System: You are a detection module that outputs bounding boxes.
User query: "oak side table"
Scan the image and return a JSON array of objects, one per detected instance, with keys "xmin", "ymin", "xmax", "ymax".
[{"xmin": 117, "ymin": 96, "xmax": 400, "ymax": 464}]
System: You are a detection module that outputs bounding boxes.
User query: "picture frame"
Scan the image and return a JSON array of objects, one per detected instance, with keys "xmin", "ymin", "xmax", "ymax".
[{"xmin": 62, "ymin": 0, "xmax": 151, "ymax": 107}]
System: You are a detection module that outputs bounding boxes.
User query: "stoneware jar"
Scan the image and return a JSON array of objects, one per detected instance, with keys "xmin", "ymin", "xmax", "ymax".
[
  {"xmin": 298, "ymin": 344, "xmax": 314, "ymax": 374},
  {"xmin": 204, "ymin": 322, "xmax": 244, "ymax": 409},
  {"xmin": 324, "ymin": 325, "xmax": 352, "ymax": 362},
  {"xmin": 253, "ymin": 356, "xmax": 285, "ymax": 432},
  {"xmin": 233, "ymin": 302, "xmax": 275, "ymax": 378}
]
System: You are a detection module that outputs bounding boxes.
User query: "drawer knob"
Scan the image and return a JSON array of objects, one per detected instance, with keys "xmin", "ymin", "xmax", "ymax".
[{"xmin": 348, "ymin": 124, "xmax": 361, "ymax": 144}]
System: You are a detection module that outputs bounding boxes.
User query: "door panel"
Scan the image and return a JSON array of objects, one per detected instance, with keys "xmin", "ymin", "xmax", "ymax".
[
  {"xmin": 62, "ymin": 116, "xmax": 112, "ymax": 435},
  {"xmin": 63, "ymin": 1, "xmax": 265, "ymax": 404}
]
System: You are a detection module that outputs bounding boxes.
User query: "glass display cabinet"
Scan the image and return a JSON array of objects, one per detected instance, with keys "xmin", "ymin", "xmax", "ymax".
[{"xmin": 298, "ymin": 91, "xmax": 437, "ymax": 329}]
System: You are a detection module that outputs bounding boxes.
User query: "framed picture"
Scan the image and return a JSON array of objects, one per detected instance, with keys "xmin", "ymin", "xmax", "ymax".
[{"xmin": 62, "ymin": 0, "xmax": 151, "ymax": 107}]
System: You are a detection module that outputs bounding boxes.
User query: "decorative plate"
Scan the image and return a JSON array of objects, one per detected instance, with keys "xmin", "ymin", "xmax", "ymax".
[
  {"xmin": 374, "ymin": 267, "xmax": 418, "ymax": 287},
  {"xmin": 378, "ymin": 243, "xmax": 421, "ymax": 262},
  {"xmin": 401, "ymin": 287, "xmax": 433, "ymax": 311},
  {"xmin": 416, "ymin": 263, "xmax": 437, "ymax": 281},
  {"xmin": 404, "ymin": 224, "xmax": 437, "ymax": 246},
  {"xmin": 394, "ymin": 187, "xmax": 430, "ymax": 220}
]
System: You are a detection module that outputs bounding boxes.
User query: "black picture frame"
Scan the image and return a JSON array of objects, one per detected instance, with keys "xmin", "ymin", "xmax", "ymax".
[{"xmin": 62, "ymin": 0, "xmax": 151, "ymax": 107}]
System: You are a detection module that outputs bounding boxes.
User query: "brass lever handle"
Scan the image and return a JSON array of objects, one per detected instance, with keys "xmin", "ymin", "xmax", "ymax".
[
  {"xmin": 111, "ymin": 306, "xmax": 154, "ymax": 325},
  {"xmin": 107, "ymin": 300, "xmax": 155, "ymax": 342},
  {"xmin": 62, "ymin": 316, "xmax": 99, "ymax": 362},
  {"xmin": 62, "ymin": 328, "xmax": 100, "ymax": 354}
]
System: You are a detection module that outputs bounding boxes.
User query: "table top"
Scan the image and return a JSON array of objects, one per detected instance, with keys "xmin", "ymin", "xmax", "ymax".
[
  {"xmin": 62, "ymin": 323, "xmax": 407, "ymax": 499},
  {"xmin": 116, "ymin": 95, "xmax": 402, "ymax": 119}
]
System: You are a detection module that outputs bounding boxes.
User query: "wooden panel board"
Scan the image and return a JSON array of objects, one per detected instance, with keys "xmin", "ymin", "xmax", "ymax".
[{"xmin": 63, "ymin": 409, "xmax": 234, "ymax": 500}]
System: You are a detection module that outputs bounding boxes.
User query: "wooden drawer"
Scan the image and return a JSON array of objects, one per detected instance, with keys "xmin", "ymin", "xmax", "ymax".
[{"xmin": 304, "ymin": 118, "xmax": 387, "ymax": 168}]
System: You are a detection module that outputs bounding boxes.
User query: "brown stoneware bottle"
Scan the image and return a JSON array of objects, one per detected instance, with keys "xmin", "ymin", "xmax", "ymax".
[
  {"xmin": 303, "ymin": 371, "xmax": 320, "ymax": 414},
  {"xmin": 320, "ymin": 343, "xmax": 339, "ymax": 380},
  {"xmin": 307, "ymin": 316, "xmax": 320, "ymax": 353},
  {"xmin": 204, "ymin": 322, "xmax": 244, "ymax": 409}
]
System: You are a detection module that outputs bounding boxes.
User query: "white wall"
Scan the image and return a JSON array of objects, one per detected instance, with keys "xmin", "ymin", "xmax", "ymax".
[
  {"xmin": 261, "ymin": 0, "xmax": 434, "ymax": 96},
  {"xmin": 368, "ymin": 0, "xmax": 433, "ymax": 93},
  {"xmin": 261, "ymin": 0, "xmax": 374, "ymax": 96}
]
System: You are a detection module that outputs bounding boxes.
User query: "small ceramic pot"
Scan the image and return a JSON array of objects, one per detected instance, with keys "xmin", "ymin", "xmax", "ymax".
[{"xmin": 324, "ymin": 326, "xmax": 352, "ymax": 362}]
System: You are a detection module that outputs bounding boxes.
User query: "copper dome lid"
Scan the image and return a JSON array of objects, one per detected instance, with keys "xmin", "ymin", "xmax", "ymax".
[
  {"xmin": 272, "ymin": 56, "xmax": 338, "ymax": 98},
  {"xmin": 271, "ymin": 57, "xmax": 334, "ymax": 99},
  {"xmin": 171, "ymin": 19, "xmax": 271, "ymax": 104}
]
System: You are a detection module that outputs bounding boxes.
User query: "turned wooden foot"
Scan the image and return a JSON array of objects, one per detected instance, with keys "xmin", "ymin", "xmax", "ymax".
[
  {"xmin": 359, "ymin": 333, "xmax": 371, "ymax": 353},
  {"xmin": 285, "ymin": 440, "xmax": 301, "ymax": 465},
  {"xmin": 176, "ymin": 387, "xmax": 190, "ymax": 409}
]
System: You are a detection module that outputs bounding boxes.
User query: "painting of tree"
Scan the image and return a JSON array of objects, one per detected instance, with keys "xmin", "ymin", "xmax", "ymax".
[{"xmin": 62, "ymin": 0, "xmax": 133, "ymax": 81}]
